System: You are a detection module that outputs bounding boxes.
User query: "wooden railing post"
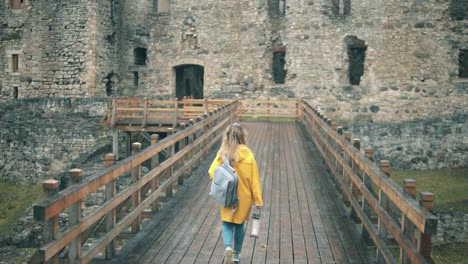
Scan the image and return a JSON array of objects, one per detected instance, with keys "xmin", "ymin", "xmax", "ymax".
[
  {"xmin": 42, "ymin": 179, "xmax": 59, "ymax": 264},
  {"xmin": 187, "ymin": 119, "xmax": 195, "ymax": 176},
  {"xmin": 195, "ymin": 116, "xmax": 202, "ymax": 168},
  {"xmin": 377, "ymin": 160, "xmax": 390, "ymax": 264},
  {"xmin": 350, "ymin": 138, "xmax": 361, "ymax": 222},
  {"xmin": 104, "ymin": 155, "xmax": 116, "ymax": 259},
  {"xmin": 150, "ymin": 134, "xmax": 160, "ymax": 213},
  {"xmin": 166, "ymin": 128, "xmax": 174, "ymax": 199},
  {"xmin": 362, "ymin": 148, "xmax": 374, "ymax": 242},
  {"xmin": 418, "ymin": 192, "xmax": 435, "ymax": 262},
  {"xmin": 68, "ymin": 169, "xmax": 83, "ymax": 263},
  {"xmin": 178, "ymin": 123, "xmax": 186, "ymax": 185},
  {"xmin": 112, "ymin": 131, "xmax": 119, "ymax": 161},
  {"xmin": 173, "ymin": 98, "xmax": 179, "ymax": 128},
  {"xmin": 110, "ymin": 98, "xmax": 116, "ymax": 128},
  {"xmin": 131, "ymin": 142, "xmax": 142, "ymax": 233},
  {"xmin": 142, "ymin": 97, "xmax": 148, "ymax": 128},
  {"xmin": 400, "ymin": 179, "xmax": 417, "ymax": 264},
  {"xmin": 267, "ymin": 97, "xmax": 271, "ymax": 121}
]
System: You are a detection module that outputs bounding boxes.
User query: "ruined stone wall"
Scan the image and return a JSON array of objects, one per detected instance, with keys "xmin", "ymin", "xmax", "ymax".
[
  {"xmin": 0, "ymin": 98, "xmax": 109, "ymax": 184},
  {"xmin": 284, "ymin": 0, "xmax": 461, "ymax": 93},
  {"xmin": 282, "ymin": 0, "xmax": 467, "ymax": 124},
  {"xmin": 346, "ymin": 112, "xmax": 467, "ymax": 169},
  {"xmin": 121, "ymin": 0, "xmax": 273, "ymax": 98},
  {"xmin": 0, "ymin": 0, "xmax": 118, "ymax": 100}
]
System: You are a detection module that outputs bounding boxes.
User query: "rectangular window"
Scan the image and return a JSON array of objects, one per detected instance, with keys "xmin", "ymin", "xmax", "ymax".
[
  {"xmin": 133, "ymin": 72, "xmax": 139, "ymax": 87},
  {"xmin": 459, "ymin": 50, "xmax": 468, "ymax": 78},
  {"xmin": 13, "ymin": 87, "xmax": 18, "ymax": 99},
  {"xmin": 332, "ymin": 0, "xmax": 350, "ymax": 16},
  {"xmin": 273, "ymin": 47, "xmax": 287, "ymax": 84},
  {"xmin": 12, "ymin": 54, "xmax": 19, "ymax": 72}
]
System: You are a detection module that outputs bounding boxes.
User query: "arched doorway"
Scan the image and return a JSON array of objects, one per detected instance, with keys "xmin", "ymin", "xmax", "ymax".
[{"xmin": 174, "ymin": 64, "xmax": 204, "ymax": 100}]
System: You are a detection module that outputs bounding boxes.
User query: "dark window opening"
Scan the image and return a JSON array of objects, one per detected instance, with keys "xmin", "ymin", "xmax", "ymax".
[
  {"xmin": 273, "ymin": 50, "xmax": 287, "ymax": 84},
  {"xmin": 106, "ymin": 72, "xmax": 119, "ymax": 96},
  {"xmin": 12, "ymin": 54, "xmax": 19, "ymax": 72},
  {"xmin": 450, "ymin": 0, "xmax": 468, "ymax": 20},
  {"xmin": 13, "ymin": 87, "xmax": 18, "ymax": 99},
  {"xmin": 133, "ymin": 72, "xmax": 139, "ymax": 87},
  {"xmin": 459, "ymin": 50, "xmax": 468, "ymax": 78},
  {"xmin": 134, "ymin": 48, "xmax": 147, "ymax": 65},
  {"xmin": 348, "ymin": 47, "xmax": 366, "ymax": 85},
  {"xmin": 175, "ymin": 64, "xmax": 204, "ymax": 100},
  {"xmin": 332, "ymin": 0, "xmax": 351, "ymax": 16},
  {"xmin": 345, "ymin": 36, "xmax": 367, "ymax": 85}
]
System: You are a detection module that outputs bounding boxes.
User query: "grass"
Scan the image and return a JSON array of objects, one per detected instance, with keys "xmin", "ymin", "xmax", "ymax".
[
  {"xmin": 432, "ymin": 242, "xmax": 468, "ymax": 264},
  {"xmin": 0, "ymin": 183, "xmax": 43, "ymax": 234},
  {"xmin": 391, "ymin": 167, "xmax": 468, "ymax": 212}
]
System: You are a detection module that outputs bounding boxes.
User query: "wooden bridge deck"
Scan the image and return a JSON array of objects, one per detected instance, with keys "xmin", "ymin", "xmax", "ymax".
[{"xmin": 108, "ymin": 122, "xmax": 369, "ymax": 264}]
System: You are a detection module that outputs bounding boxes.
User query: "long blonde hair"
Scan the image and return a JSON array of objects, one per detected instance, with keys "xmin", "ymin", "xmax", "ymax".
[{"xmin": 218, "ymin": 123, "xmax": 248, "ymax": 165}]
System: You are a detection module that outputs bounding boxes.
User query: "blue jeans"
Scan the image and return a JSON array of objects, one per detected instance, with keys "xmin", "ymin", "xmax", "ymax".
[{"xmin": 222, "ymin": 221, "xmax": 245, "ymax": 253}]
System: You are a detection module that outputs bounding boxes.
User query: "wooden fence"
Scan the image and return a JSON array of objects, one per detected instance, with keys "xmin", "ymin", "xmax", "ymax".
[
  {"xmin": 100, "ymin": 98, "xmax": 233, "ymax": 132},
  {"xmin": 32, "ymin": 101, "xmax": 238, "ymax": 263},
  {"xmin": 300, "ymin": 101, "xmax": 437, "ymax": 264}
]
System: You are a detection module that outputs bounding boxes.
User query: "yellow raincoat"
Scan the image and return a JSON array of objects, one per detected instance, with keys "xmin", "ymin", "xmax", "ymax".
[{"xmin": 208, "ymin": 145, "xmax": 263, "ymax": 224}]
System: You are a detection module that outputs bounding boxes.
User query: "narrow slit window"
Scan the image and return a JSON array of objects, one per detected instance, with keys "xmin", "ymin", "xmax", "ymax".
[
  {"xmin": 12, "ymin": 54, "xmax": 19, "ymax": 73},
  {"xmin": 133, "ymin": 72, "xmax": 139, "ymax": 87},
  {"xmin": 459, "ymin": 50, "xmax": 468, "ymax": 78},
  {"xmin": 273, "ymin": 49, "xmax": 287, "ymax": 84},
  {"xmin": 13, "ymin": 87, "xmax": 18, "ymax": 99},
  {"xmin": 332, "ymin": 0, "xmax": 351, "ymax": 16}
]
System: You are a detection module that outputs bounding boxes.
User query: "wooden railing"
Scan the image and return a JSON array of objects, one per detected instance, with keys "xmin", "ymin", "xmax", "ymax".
[
  {"xmin": 299, "ymin": 101, "xmax": 438, "ymax": 264},
  {"xmin": 32, "ymin": 101, "xmax": 238, "ymax": 263},
  {"xmin": 100, "ymin": 98, "xmax": 233, "ymax": 131}
]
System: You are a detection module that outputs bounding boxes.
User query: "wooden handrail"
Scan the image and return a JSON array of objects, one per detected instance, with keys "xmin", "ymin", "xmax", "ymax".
[
  {"xmin": 300, "ymin": 100, "xmax": 437, "ymax": 264},
  {"xmin": 33, "ymin": 101, "xmax": 238, "ymax": 263}
]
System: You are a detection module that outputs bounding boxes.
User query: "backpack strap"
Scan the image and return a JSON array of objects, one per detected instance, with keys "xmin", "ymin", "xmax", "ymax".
[{"xmin": 223, "ymin": 156, "xmax": 231, "ymax": 167}]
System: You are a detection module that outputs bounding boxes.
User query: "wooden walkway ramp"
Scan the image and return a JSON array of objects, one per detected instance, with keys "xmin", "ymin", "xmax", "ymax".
[{"xmin": 109, "ymin": 122, "xmax": 369, "ymax": 264}]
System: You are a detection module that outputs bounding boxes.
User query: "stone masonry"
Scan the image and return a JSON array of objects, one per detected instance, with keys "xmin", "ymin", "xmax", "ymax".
[{"xmin": 0, "ymin": 1, "xmax": 467, "ymax": 171}]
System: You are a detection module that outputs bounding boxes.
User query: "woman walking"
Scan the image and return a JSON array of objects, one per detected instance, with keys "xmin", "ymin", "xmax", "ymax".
[{"xmin": 208, "ymin": 123, "xmax": 263, "ymax": 264}]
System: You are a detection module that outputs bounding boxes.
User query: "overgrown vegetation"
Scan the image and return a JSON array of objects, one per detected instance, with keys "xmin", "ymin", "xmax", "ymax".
[
  {"xmin": 0, "ymin": 183, "xmax": 43, "ymax": 234},
  {"xmin": 392, "ymin": 167, "xmax": 468, "ymax": 212}
]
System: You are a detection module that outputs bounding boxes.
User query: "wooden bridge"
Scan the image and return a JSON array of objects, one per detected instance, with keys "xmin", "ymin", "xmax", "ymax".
[{"xmin": 31, "ymin": 99, "xmax": 438, "ymax": 264}]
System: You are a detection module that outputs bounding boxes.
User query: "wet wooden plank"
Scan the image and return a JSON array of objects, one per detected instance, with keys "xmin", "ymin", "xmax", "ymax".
[{"xmin": 107, "ymin": 122, "xmax": 370, "ymax": 264}]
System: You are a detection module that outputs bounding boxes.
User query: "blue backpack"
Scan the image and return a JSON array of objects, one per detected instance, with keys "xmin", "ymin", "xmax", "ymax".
[{"xmin": 210, "ymin": 158, "xmax": 239, "ymax": 208}]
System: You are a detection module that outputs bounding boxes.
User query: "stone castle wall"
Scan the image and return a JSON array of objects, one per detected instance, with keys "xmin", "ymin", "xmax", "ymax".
[
  {"xmin": 346, "ymin": 112, "xmax": 467, "ymax": 169},
  {"xmin": 0, "ymin": 0, "xmax": 118, "ymax": 99},
  {"xmin": 0, "ymin": 98, "xmax": 109, "ymax": 184}
]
